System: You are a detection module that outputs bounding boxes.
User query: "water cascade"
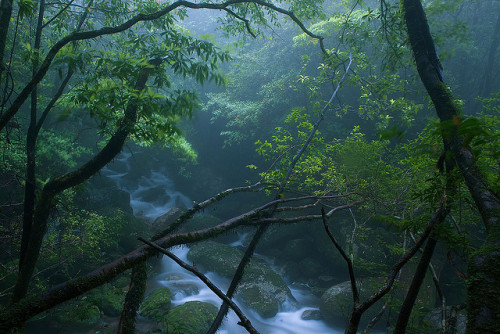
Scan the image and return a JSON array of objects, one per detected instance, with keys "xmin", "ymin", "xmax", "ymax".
[{"xmin": 104, "ymin": 153, "xmax": 343, "ymax": 334}]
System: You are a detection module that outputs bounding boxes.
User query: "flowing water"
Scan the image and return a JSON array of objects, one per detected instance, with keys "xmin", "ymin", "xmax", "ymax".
[{"xmin": 102, "ymin": 153, "xmax": 344, "ymax": 333}]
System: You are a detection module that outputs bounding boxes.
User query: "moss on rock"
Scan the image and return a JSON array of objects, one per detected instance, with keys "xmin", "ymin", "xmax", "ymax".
[
  {"xmin": 140, "ymin": 287, "xmax": 172, "ymax": 320},
  {"xmin": 238, "ymin": 285, "xmax": 279, "ymax": 318},
  {"xmin": 187, "ymin": 240, "xmax": 293, "ymax": 318},
  {"xmin": 164, "ymin": 301, "xmax": 218, "ymax": 334},
  {"xmin": 56, "ymin": 300, "xmax": 101, "ymax": 326},
  {"xmin": 319, "ymin": 278, "xmax": 387, "ymax": 328}
]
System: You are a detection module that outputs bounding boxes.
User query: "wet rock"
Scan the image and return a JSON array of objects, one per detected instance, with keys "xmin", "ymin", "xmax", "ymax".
[
  {"xmin": 163, "ymin": 274, "xmax": 199, "ymax": 296},
  {"xmin": 164, "ymin": 301, "xmax": 218, "ymax": 334},
  {"xmin": 319, "ymin": 278, "xmax": 387, "ymax": 328},
  {"xmin": 238, "ymin": 284, "xmax": 279, "ymax": 318},
  {"xmin": 86, "ymin": 174, "xmax": 132, "ymax": 214},
  {"xmin": 188, "ymin": 240, "xmax": 294, "ymax": 318},
  {"xmin": 301, "ymin": 309, "xmax": 323, "ymax": 320},
  {"xmin": 140, "ymin": 287, "xmax": 172, "ymax": 320}
]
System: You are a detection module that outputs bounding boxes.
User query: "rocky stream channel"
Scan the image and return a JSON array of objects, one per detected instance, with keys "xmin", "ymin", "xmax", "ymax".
[{"xmin": 25, "ymin": 151, "xmax": 455, "ymax": 333}]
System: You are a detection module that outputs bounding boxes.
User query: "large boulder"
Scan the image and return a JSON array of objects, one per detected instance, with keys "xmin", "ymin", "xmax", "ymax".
[
  {"xmin": 319, "ymin": 278, "xmax": 387, "ymax": 328},
  {"xmin": 140, "ymin": 287, "xmax": 172, "ymax": 320},
  {"xmin": 187, "ymin": 240, "xmax": 293, "ymax": 318},
  {"xmin": 164, "ymin": 301, "xmax": 218, "ymax": 334}
]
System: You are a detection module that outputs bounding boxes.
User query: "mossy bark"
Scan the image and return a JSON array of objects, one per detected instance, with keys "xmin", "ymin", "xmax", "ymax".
[
  {"xmin": 9, "ymin": 63, "xmax": 156, "ymax": 304},
  {"xmin": 466, "ymin": 241, "xmax": 500, "ymax": 333},
  {"xmin": 402, "ymin": 0, "xmax": 500, "ymax": 332},
  {"xmin": 117, "ymin": 262, "xmax": 147, "ymax": 334}
]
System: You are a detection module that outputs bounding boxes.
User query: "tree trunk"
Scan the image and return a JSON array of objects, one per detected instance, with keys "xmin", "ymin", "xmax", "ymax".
[
  {"xmin": 402, "ymin": 0, "xmax": 500, "ymax": 332},
  {"xmin": 20, "ymin": 0, "xmax": 45, "ymax": 269},
  {"xmin": 394, "ymin": 237, "xmax": 438, "ymax": 333},
  {"xmin": 0, "ymin": 0, "xmax": 13, "ymax": 84},
  {"xmin": 117, "ymin": 262, "xmax": 147, "ymax": 334},
  {"xmin": 9, "ymin": 62, "xmax": 157, "ymax": 304}
]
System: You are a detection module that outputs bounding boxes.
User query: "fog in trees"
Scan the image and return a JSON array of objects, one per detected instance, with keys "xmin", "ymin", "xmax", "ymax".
[{"xmin": 0, "ymin": 0, "xmax": 498, "ymax": 333}]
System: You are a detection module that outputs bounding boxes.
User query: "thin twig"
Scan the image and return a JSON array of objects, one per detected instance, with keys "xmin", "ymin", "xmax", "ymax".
[{"xmin": 322, "ymin": 207, "xmax": 359, "ymax": 303}]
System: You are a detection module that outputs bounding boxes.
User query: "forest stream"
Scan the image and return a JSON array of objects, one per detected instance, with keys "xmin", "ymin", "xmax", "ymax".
[{"xmin": 103, "ymin": 152, "xmax": 343, "ymax": 334}]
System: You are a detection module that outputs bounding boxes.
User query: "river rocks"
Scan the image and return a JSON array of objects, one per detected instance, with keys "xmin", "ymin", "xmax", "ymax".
[
  {"xmin": 164, "ymin": 301, "xmax": 218, "ymax": 334},
  {"xmin": 319, "ymin": 278, "xmax": 387, "ymax": 328},
  {"xmin": 162, "ymin": 273, "xmax": 200, "ymax": 296},
  {"xmin": 140, "ymin": 287, "xmax": 172, "ymax": 320},
  {"xmin": 86, "ymin": 174, "xmax": 133, "ymax": 214},
  {"xmin": 238, "ymin": 284, "xmax": 279, "ymax": 318},
  {"xmin": 301, "ymin": 309, "xmax": 323, "ymax": 320},
  {"xmin": 187, "ymin": 240, "xmax": 293, "ymax": 318}
]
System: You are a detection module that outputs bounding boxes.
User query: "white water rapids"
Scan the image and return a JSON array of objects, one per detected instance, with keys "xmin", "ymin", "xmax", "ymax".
[{"xmin": 103, "ymin": 152, "xmax": 344, "ymax": 334}]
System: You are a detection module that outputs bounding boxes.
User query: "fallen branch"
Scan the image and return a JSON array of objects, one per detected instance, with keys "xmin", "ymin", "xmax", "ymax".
[
  {"xmin": 0, "ymin": 190, "xmax": 358, "ymax": 331},
  {"xmin": 138, "ymin": 237, "xmax": 260, "ymax": 334}
]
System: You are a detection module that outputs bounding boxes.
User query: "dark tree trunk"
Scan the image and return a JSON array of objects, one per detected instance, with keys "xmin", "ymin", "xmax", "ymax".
[
  {"xmin": 20, "ymin": 0, "xmax": 45, "ymax": 269},
  {"xmin": 9, "ymin": 62, "xmax": 157, "ymax": 304},
  {"xmin": 0, "ymin": 0, "xmax": 13, "ymax": 84},
  {"xmin": 402, "ymin": 1, "xmax": 500, "ymax": 332},
  {"xmin": 117, "ymin": 262, "xmax": 147, "ymax": 334},
  {"xmin": 394, "ymin": 237, "xmax": 438, "ymax": 333}
]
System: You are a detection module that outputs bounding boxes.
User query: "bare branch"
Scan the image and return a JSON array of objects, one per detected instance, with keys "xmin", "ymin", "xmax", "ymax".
[
  {"xmin": 322, "ymin": 207, "xmax": 359, "ymax": 303},
  {"xmin": 138, "ymin": 237, "xmax": 260, "ymax": 334}
]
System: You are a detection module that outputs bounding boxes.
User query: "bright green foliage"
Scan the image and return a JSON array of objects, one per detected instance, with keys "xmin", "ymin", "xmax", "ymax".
[{"xmin": 62, "ymin": 27, "xmax": 230, "ymax": 148}]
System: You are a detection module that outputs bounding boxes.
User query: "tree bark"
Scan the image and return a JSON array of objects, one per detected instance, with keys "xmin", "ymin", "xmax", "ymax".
[
  {"xmin": 0, "ymin": 0, "xmax": 13, "ymax": 84},
  {"xmin": 402, "ymin": 1, "xmax": 500, "ymax": 332},
  {"xmin": 9, "ymin": 61, "xmax": 158, "ymax": 304},
  {"xmin": 117, "ymin": 262, "xmax": 147, "ymax": 334},
  {"xmin": 20, "ymin": 0, "xmax": 45, "ymax": 269},
  {"xmin": 394, "ymin": 237, "xmax": 438, "ymax": 333}
]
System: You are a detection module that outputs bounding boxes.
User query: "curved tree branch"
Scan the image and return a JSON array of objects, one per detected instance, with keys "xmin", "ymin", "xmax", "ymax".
[
  {"xmin": 0, "ymin": 0, "xmax": 325, "ymax": 132},
  {"xmin": 138, "ymin": 237, "xmax": 260, "ymax": 334}
]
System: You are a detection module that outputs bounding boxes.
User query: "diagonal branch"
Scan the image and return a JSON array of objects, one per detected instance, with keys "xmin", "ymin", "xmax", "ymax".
[
  {"xmin": 343, "ymin": 195, "xmax": 449, "ymax": 334},
  {"xmin": 322, "ymin": 206, "xmax": 359, "ymax": 303},
  {"xmin": 138, "ymin": 237, "xmax": 260, "ymax": 334}
]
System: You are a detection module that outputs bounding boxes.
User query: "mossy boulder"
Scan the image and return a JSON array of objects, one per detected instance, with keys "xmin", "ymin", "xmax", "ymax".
[
  {"xmin": 238, "ymin": 284, "xmax": 279, "ymax": 318},
  {"xmin": 140, "ymin": 287, "xmax": 172, "ymax": 320},
  {"xmin": 319, "ymin": 278, "xmax": 387, "ymax": 328},
  {"xmin": 56, "ymin": 300, "xmax": 101, "ymax": 326},
  {"xmin": 188, "ymin": 240, "xmax": 293, "ymax": 318},
  {"xmin": 164, "ymin": 301, "xmax": 218, "ymax": 334},
  {"xmin": 88, "ymin": 285, "xmax": 125, "ymax": 317}
]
